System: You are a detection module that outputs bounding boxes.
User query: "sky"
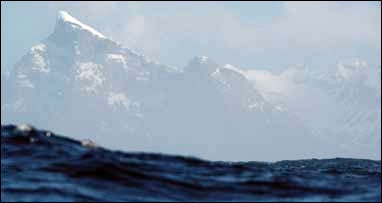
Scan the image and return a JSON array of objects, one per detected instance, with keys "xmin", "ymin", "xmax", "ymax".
[{"xmin": 1, "ymin": 1, "xmax": 381, "ymax": 72}]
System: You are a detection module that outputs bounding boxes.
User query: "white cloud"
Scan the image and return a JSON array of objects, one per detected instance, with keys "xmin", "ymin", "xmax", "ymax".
[
  {"xmin": 245, "ymin": 69, "xmax": 294, "ymax": 95},
  {"xmin": 105, "ymin": 1, "xmax": 380, "ymax": 66},
  {"xmin": 268, "ymin": 1, "xmax": 381, "ymax": 49},
  {"xmin": 9, "ymin": 1, "xmax": 380, "ymax": 68},
  {"xmin": 48, "ymin": 1, "xmax": 119, "ymax": 20}
]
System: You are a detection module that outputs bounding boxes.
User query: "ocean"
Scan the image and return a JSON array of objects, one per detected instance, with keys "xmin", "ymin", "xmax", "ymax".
[{"xmin": 1, "ymin": 125, "xmax": 381, "ymax": 202}]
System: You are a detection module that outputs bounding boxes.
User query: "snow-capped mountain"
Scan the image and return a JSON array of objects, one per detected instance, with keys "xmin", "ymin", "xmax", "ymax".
[
  {"xmin": 246, "ymin": 59, "xmax": 381, "ymax": 160},
  {"xmin": 1, "ymin": 11, "xmax": 379, "ymax": 161}
]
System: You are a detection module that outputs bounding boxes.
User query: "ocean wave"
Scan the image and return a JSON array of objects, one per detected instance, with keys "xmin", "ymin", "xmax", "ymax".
[{"xmin": 1, "ymin": 125, "xmax": 381, "ymax": 202}]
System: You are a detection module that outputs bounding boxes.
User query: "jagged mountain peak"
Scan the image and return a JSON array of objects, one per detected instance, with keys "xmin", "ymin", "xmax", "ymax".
[
  {"xmin": 55, "ymin": 10, "xmax": 107, "ymax": 39},
  {"xmin": 3, "ymin": 10, "xmax": 380, "ymax": 161},
  {"xmin": 185, "ymin": 56, "xmax": 219, "ymax": 74}
]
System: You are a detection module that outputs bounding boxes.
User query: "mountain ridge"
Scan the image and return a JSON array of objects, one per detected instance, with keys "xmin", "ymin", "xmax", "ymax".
[{"xmin": 2, "ymin": 11, "xmax": 380, "ymax": 161}]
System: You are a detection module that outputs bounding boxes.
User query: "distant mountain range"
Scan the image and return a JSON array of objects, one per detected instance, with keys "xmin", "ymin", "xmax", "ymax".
[{"xmin": 2, "ymin": 11, "xmax": 380, "ymax": 161}]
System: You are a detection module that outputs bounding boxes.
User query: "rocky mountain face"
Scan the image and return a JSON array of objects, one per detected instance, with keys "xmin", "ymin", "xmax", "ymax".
[
  {"xmin": 2, "ymin": 11, "xmax": 379, "ymax": 161},
  {"xmin": 246, "ymin": 59, "xmax": 381, "ymax": 160}
]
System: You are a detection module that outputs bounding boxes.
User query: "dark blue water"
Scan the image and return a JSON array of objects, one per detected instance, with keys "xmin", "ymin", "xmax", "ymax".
[{"xmin": 1, "ymin": 125, "xmax": 381, "ymax": 202}]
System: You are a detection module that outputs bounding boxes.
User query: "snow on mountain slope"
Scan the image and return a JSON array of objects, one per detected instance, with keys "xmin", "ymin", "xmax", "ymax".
[
  {"xmin": 57, "ymin": 11, "xmax": 106, "ymax": 39},
  {"xmin": 245, "ymin": 59, "xmax": 381, "ymax": 160},
  {"xmin": 2, "ymin": 11, "xmax": 378, "ymax": 161}
]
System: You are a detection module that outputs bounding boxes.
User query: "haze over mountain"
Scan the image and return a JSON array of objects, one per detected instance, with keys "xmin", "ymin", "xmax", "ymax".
[{"xmin": 1, "ymin": 11, "xmax": 380, "ymax": 161}]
